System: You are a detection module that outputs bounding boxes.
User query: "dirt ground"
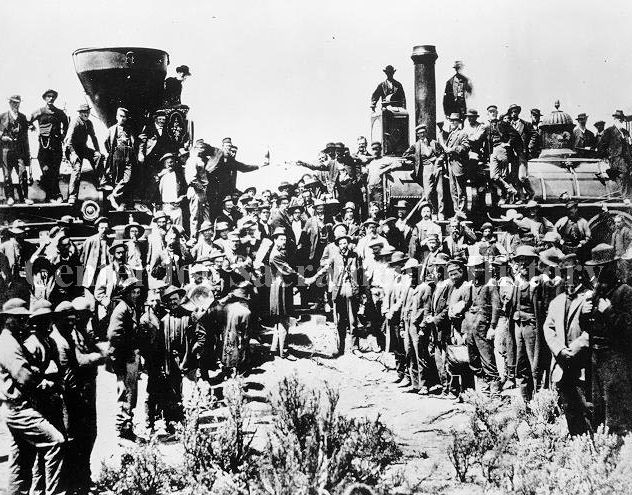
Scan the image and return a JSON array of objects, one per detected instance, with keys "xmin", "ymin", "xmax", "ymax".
[{"xmin": 0, "ymin": 315, "xmax": 476, "ymax": 494}]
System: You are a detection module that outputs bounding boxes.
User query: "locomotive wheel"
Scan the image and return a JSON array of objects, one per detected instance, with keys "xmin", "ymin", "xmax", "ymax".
[
  {"xmin": 81, "ymin": 199, "xmax": 101, "ymax": 222},
  {"xmin": 588, "ymin": 210, "xmax": 632, "ymax": 245}
]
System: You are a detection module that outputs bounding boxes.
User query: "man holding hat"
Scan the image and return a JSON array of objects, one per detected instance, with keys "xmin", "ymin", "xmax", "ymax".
[
  {"xmin": 28, "ymin": 89, "xmax": 68, "ymax": 203},
  {"xmin": 107, "ymin": 277, "xmax": 143, "ymax": 441},
  {"xmin": 370, "ymin": 65, "xmax": 406, "ymax": 112},
  {"xmin": 64, "ymin": 102, "xmax": 105, "ymax": 205},
  {"xmin": 597, "ymin": 110, "xmax": 632, "ymax": 197},
  {"xmin": 0, "ymin": 298, "xmax": 66, "ymax": 495},
  {"xmin": 580, "ymin": 243, "xmax": 632, "ymax": 435},
  {"xmin": 442, "ymin": 61, "xmax": 472, "ymax": 119},
  {"xmin": 1, "ymin": 95, "xmax": 31, "ymax": 205},
  {"xmin": 571, "ymin": 113, "xmax": 596, "ymax": 157},
  {"xmin": 438, "ymin": 113, "xmax": 470, "ymax": 214}
]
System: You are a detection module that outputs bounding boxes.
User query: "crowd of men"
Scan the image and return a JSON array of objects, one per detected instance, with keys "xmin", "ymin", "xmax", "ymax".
[{"xmin": 2, "ymin": 70, "xmax": 632, "ymax": 495}]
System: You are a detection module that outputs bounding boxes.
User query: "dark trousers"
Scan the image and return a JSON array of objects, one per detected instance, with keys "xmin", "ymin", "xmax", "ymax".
[
  {"xmin": 66, "ymin": 380, "xmax": 97, "ymax": 492},
  {"xmin": 555, "ymin": 375, "xmax": 592, "ymax": 437},
  {"xmin": 388, "ymin": 314, "xmax": 406, "ymax": 378},
  {"xmin": 591, "ymin": 346, "xmax": 632, "ymax": 436},
  {"xmin": 334, "ymin": 294, "xmax": 359, "ymax": 354},
  {"xmin": 405, "ymin": 322, "xmax": 440, "ymax": 389},
  {"xmin": 5, "ymin": 404, "xmax": 66, "ymax": 495},
  {"xmin": 515, "ymin": 320, "xmax": 544, "ymax": 401},
  {"xmin": 115, "ymin": 354, "xmax": 139, "ymax": 434},
  {"xmin": 1, "ymin": 149, "xmax": 28, "ymax": 201},
  {"xmin": 467, "ymin": 325, "xmax": 500, "ymax": 384},
  {"xmin": 37, "ymin": 146, "xmax": 62, "ymax": 200}
]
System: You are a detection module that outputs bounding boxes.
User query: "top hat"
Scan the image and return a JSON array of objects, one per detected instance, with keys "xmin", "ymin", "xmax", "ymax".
[{"xmin": 585, "ymin": 243, "xmax": 619, "ymax": 266}]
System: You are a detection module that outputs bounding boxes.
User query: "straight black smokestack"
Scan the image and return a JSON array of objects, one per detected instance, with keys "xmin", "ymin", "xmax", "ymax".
[{"xmin": 411, "ymin": 45, "xmax": 438, "ymax": 140}]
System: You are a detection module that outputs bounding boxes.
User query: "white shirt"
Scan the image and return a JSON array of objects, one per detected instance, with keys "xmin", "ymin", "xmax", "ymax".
[{"xmin": 159, "ymin": 170, "xmax": 179, "ymax": 202}]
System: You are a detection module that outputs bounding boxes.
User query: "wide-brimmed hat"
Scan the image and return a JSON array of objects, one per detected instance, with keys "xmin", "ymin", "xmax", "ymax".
[
  {"xmin": 367, "ymin": 238, "xmax": 385, "ymax": 249},
  {"xmin": 231, "ymin": 281, "xmax": 254, "ymax": 301},
  {"xmin": 467, "ymin": 255, "xmax": 486, "ymax": 267},
  {"xmin": 215, "ymin": 221, "xmax": 230, "ymax": 232},
  {"xmin": 539, "ymin": 247, "xmax": 576, "ymax": 268},
  {"xmin": 29, "ymin": 300, "xmax": 53, "ymax": 321},
  {"xmin": 585, "ymin": 243, "xmax": 619, "ymax": 266},
  {"xmin": 334, "ymin": 234, "xmax": 351, "ymax": 245},
  {"xmin": 124, "ymin": 221, "xmax": 145, "ymax": 238},
  {"xmin": 118, "ymin": 277, "xmax": 142, "ymax": 295},
  {"xmin": 42, "ymin": 89, "xmax": 58, "ymax": 100},
  {"xmin": 159, "ymin": 153, "xmax": 176, "ymax": 164},
  {"xmin": 448, "ymin": 113, "xmax": 461, "ymax": 121},
  {"xmin": 9, "ymin": 220, "xmax": 26, "ymax": 235},
  {"xmin": 363, "ymin": 219, "xmax": 379, "ymax": 227},
  {"xmin": 161, "ymin": 285, "xmax": 186, "ymax": 300},
  {"xmin": 531, "ymin": 108, "xmax": 542, "ymax": 117},
  {"xmin": 513, "ymin": 245, "xmax": 539, "ymax": 260},
  {"xmin": 153, "ymin": 210, "xmax": 169, "ymax": 222},
  {"xmin": 245, "ymin": 201, "xmax": 260, "ymax": 211},
  {"xmin": 465, "ymin": 109, "xmax": 479, "ymax": 118},
  {"xmin": 71, "ymin": 297, "xmax": 93, "ymax": 313},
  {"xmin": 209, "ymin": 249, "xmax": 225, "ymax": 260},
  {"xmin": 93, "ymin": 216, "xmax": 110, "ymax": 226},
  {"xmin": 388, "ymin": 251, "xmax": 409, "ymax": 265},
  {"xmin": 612, "ymin": 110, "xmax": 626, "ymax": 119},
  {"xmin": 402, "ymin": 258, "xmax": 420, "ymax": 271},
  {"xmin": 376, "ymin": 246, "xmax": 395, "ymax": 259},
  {"xmin": 272, "ymin": 227, "xmax": 286, "ymax": 238},
  {"xmin": 196, "ymin": 220, "xmax": 213, "ymax": 234},
  {"xmin": 430, "ymin": 253, "xmax": 450, "ymax": 266},
  {"xmin": 54, "ymin": 301, "xmax": 74, "ymax": 315},
  {"xmin": 489, "ymin": 208, "xmax": 524, "ymax": 223},
  {"xmin": 77, "ymin": 103, "xmax": 90, "ymax": 112},
  {"xmin": 288, "ymin": 199, "xmax": 304, "ymax": 213},
  {"xmin": 381, "ymin": 217, "xmax": 397, "ymax": 225},
  {"xmin": 542, "ymin": 231, "xmax": 562, "ymax": 244},
  {"xmin": 1, "ymin": 298, "xmax": 31, "ymax": 316},
  {"xmin": 343, "ymin": 202, "xmax": 356, "ymax": 211},
  {"xmin": 507, "ymin": 104, "xmax": 522, "ymax": 114},
  {"xmin": 108, "ymin": 240, "xmax": 128, "ymax": 255},
  {"xmin": 189, "ymin": 264, "xmax": 209, "ymax": 275}
]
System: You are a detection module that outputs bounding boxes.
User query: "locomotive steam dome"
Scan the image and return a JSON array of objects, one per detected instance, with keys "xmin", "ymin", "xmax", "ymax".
[{"xmin": 539, "ymin": 101, "xmax": 575, "ymax": 156}]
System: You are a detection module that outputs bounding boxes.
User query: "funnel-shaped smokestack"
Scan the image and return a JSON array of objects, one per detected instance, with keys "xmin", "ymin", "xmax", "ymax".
[
  {"xmin": 73, "ymin": 47, "xmax": 169, "ymax": 127},
  {"xmin": 411, "ymin": 45, "xmax": 438, "ymax": 140}
]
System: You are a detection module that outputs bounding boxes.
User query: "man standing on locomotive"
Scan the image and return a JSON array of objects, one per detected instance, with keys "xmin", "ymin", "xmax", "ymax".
[
  {"xmin": 29, "ymin": 89, "xmax": 68, "ymax": 203},
  {"xmin": 0, "ymin": 96, "xmax": 31, "ymax": 205}
]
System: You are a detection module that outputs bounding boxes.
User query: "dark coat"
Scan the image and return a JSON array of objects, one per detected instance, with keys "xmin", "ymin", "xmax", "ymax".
[
  {"xmin": 371, "ymin": 79, "xmax": 406, "ymax": 110},
  {"xmin": 442, "ymin": 73, "xmax": 471, "ymax": 117},
  {"xmin": 107, "ymin": 298, "xmax": 139, "ymax": 369},
  {"xmin": 328, "ymin": 249, "xmax": 363, "ymax": 300},
  {"xmin": 462, "ymin": 281, "xmax": 500, "ymax": 336},
  {"xmin": 0, "ymin": 111, "xmax": 29, "ymax": 157},
  {"xmin": 403, "ymin": 138, "xmax": 440, "ymax": 183},
  {"xmin": 79, "ymin": 234, "xmax": 111, "ymax": 288},
  {"xmin": 269, "ymin": 246, "xmax": 304, "ymax": 317},
  {"xmin": 597, "ymin": 125, "xmax": 632, "ymax": 176}
]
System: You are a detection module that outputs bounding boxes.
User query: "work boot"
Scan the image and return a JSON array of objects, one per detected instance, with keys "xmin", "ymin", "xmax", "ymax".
[
  {"xmin": 392, "ymin": 374, "xmax": 405, "ymax": 384},
  {"xmin": 118, "ymin": 428, "xmax": 137, "ymax": 442}
]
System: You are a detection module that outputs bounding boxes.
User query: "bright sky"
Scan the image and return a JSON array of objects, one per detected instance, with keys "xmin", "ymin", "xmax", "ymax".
[{"xmin": 3, "ymin": 0, "xmax": 631, "ymax": 165}]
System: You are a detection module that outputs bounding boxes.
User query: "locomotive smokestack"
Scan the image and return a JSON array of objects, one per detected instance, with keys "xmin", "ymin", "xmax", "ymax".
[{"xmin": 411, "ymin": 45, "xmax": 438, "ymax": 140}]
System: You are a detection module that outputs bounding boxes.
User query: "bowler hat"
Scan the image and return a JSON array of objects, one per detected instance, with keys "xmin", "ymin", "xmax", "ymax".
[
  {"xmin": 465, "ymin": 109, "xmax": 479, "ymax": 118},
  {"xmin": 245, "ymin": 201, "xmax": 260, "ymax": 211},
  {"xmin": 176, "ymin": 65, "xmax": 191, "ymax": 76},
  {"xmin": 42, "ymin": 89, "xmax": 58, "ymax": 100},
  {"xmin": 383, "ymin": 65, "xmax": 396, "ymax": 73},
  {"xmin": 480, "ymin": 222, "xmax": 493, "ymax": 231},
  {"xmin": 530, "ymin": 108, "xmax": 542, "ymax": 117},
  {"xmin": 585, "ymin": 243, "xmax": 619, "ymax": 266},
  {"xmin": 612, "ymin": 110, "xmax": 626, "ymax": 119},
  {"xmin": 1, "ymin": 298, "xmax": 31, "ymax": 316},
  {"xmin": 403, "ymin": 258, "xmax": 420, "ymax": 271}
]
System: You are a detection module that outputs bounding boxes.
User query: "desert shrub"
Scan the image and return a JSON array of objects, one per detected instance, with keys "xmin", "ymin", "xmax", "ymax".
[
  {"xmin": 96, "ymin": 439, "xmax": 186, "ymax": 495},
  {"xmin": 180, "ymin": 379, "xmax": 258, "ymax": 491},
  {"xmin": 257, "ymin": 374, "xmax": 402, "ymax": 495}
]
